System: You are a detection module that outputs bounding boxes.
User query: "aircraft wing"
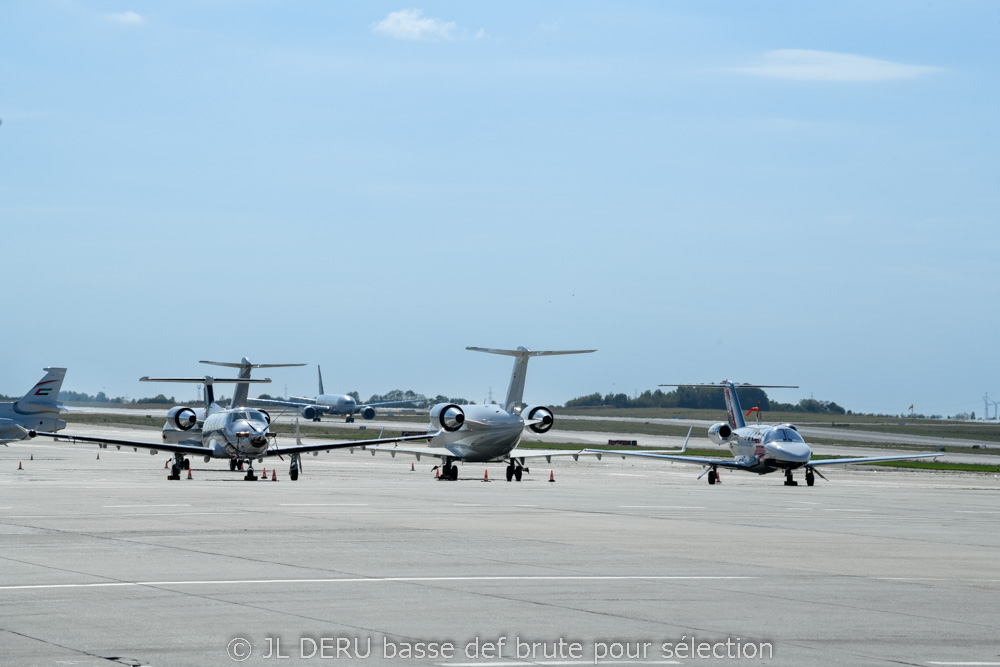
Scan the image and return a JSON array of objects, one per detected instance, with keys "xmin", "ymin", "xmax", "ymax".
[
  {"xmin": 583, "ymin": 449, "xmax": 751, "ymax": 469},
  {"xmin": 362, "ymin": 399, "xmax": 421, "ymax": 409},
  {"xmin": 807, "ymin": 453, "xmax": 942, "ymax": 467},
  {"xmin": 251, "ymin": 397, "xmax": 312, "ymax": 409},
  {"xmin": 506, "ymin": 448, "xmax": 591, "ymax": 463},
  {"xmin": 268, "ymin": 431, "xmax": 442, "ymax": 458},
  {"xmin": 29, "ymin": 431, "xmax": 213, "ymax": 457}
]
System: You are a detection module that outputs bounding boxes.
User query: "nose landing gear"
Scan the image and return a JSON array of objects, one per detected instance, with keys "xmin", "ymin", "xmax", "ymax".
[{"xmin": 784, "ymin": 469, "xmax": 798, "ymax": 486}]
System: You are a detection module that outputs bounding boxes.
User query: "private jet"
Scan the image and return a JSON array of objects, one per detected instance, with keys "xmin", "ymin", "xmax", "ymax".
[
  {"xmin": 587, "ymin": 381, "xmax": 941, "ymax": 486},
  {"xmin": 0, "ymin": 367, "xmax": 68, "ymax": 442},
  {"xmin": 352, "ymin": 346, "xmax": 595, "ymax": 481},
  {"xmin": 29, "ymin": 373, "xmax": 439, "ymax": 481}
]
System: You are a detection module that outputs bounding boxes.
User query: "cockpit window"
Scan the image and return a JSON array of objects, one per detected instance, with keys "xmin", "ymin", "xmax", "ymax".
[
  {"xmin": 765, "ymin": 428, "xmax": 804, "ymax": 443},
  {"xmin": 228, "ymin": 410, "xmax": 264, "ymax": 423}
]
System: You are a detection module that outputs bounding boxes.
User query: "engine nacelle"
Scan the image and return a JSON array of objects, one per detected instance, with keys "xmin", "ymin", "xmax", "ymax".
[
  {"xmin": 522, "ymin": 405, "xmax": 554, "ymax": 434},
  {"xmin": 361, "ymin": 406, "xmax": 376, "ymax": 420},
  {"xmin": 167, "ymin": 406, "xmax": 198, "ymax": 431},
  {"xmin": 707, "ymin": 422, "xmax": 734, "ymax": 445},
  {"xmin": 258, "ymin": 409, "xmax": 271, "ymax": 425},
  {"xmin": 430, "ymin": 403, "xmax": 465, "ymax": 432},
  {"xmin": 301, "ymin": 406, "xmax": 317, "ymax": 421}
]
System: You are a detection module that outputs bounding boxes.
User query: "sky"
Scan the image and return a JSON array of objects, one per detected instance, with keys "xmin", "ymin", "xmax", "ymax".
[{"xmin": 1, "ymin": 1, "xmax": 998, "ymax": 417}]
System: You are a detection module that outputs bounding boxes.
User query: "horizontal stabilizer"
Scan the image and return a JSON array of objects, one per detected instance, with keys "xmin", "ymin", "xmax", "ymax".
[
  {"xmin": 140, "ymin": 376, "xmax": 271, "ymax": 384},
  {"xmin": 200, "ymin": 360, "xmax": 305, "ymax": 369},
  {"xmin": 467, "ymin": 347, "xmax": 597, "ymax": 357}
]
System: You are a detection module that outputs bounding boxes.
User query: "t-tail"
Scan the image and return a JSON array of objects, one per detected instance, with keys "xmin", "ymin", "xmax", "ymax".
[
  {"xmin": 16, "ymin": 367, "xmax": 68, "ymax": 414},
  {"xmin": 466, "ymin": 346, "xmax": 596, "ymax": 413},
  {"xmin": 200, "ymin": 358, "xmax": 305, "ymax": 407}
]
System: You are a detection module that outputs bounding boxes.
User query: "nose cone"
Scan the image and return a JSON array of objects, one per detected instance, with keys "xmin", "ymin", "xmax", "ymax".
[{"xmin": 770, "ymin": 441, "xmax": 811, "ymax": 464}]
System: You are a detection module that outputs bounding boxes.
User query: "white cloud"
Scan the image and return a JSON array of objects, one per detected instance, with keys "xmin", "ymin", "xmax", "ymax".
[
  {"xmin": 105, "ymin": 11, "xmax": 144, "ymax": 25},
  {"xmin": 733, "ymin": 49, "xmax": 941, "ymax": 82},
  {"xmin": 373, "ymin": 9, "xmax": 456, "ymax": 41}
]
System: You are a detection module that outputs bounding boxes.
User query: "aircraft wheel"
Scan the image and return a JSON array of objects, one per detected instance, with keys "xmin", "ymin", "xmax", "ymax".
[
  {"xmin": 244, "ymin": 469, "xmax": 257, "ymax": 481},
  {"xmin": 707, "ymin": 469, "xmax": 717, "ymax": 485},
  {"xmin": 229, "ymin": 458, "xmax": 236, "ymax": 471},
  {"xmin": 170, "ymin": 464, "xmax": 180, "ymax": 478},
  {"xmin": 182, "ymin": 459, "xmax": 191, "ymax": 470},
  {"xmin": 290, "ymin": 470, "xmax": 299, "ymax": 481},
  {"xmin": 806, "ymin": 470, "xmax": 815, "ymax": 487},
  {"xmin": 450, "ymin": 466, "xmax": 459, "ymax": 481},
  {"xmin": 514, "ymin": 467, "xmax": 523, "ymax": 481},
  {"xmin": 506, "ymin": 466, "xmax": 514, "ymax": 482}
]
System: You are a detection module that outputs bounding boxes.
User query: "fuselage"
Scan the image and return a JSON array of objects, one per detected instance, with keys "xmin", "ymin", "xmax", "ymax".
[
  {"xmin": 165, "ymin": 407, "xmax": 273, "ymax": 459},
  {"xmin": 314, "ymin": 394, "xmax": 358, "ymax": 415},
  {"xmin": 0, "ymin": 402, "xmax": 66, "ymax": 441},
  {"xmin": 725, "ymin": 424, "xmax": 811, "ymax": 473},
  {"xmin": 426, "ymin": 404, "xmax": 525, "ymax": 463}
]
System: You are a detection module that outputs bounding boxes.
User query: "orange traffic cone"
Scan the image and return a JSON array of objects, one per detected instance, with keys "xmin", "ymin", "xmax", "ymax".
[
  {"xmin": 482, "ymin": 469, "xmax": 490, "ymax": 482},
  {"xmin": 271, "ymin": 470, "xmax": 277, "ymax": 481},
  {"xmin": 18, "ymin": 461, "xmax": 23, "ymax": 470},
  {"xmin": 549, "ymin": 470, "xmax": 555, "ymax": 483},
  {"xmin": 435, "ymin": 468, "xmax": 439, "ymax": 478},
  {"xmin": 97, "ymin": 452, "xmax": 100, "ymax": 460},
  {"xmin": 164, "ymin": 460, "xmax": 168, "ymax": 469},
  {"xmin": 186, "ymin": 469, "xmax": 192, "ymax": 480},
  {"xmin": 410, "ymin": 462, "xmax": 414, "ymax": 471}
]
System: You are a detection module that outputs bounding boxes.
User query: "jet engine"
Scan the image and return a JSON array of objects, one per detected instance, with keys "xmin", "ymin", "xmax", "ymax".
[
  {"xmin": 167, "ymin": 406, "xmax": 198, "ymax": 431},
  {"xmin": 301, "ymin": 406, "xmax": 317, "ymax": 421},
  {"xmin": 430, "ymin": 403, "xmax": 465, "ymax": 432},
  {"xmin": 707, "ymin": 422, "xmax": 734, "ymax": 445},
  {"xmin": 522, "ymin": 405, "xmax": 554, "ymax": 434},
  {"xmin": 361, "ymin": 407, "xmax": 376, "ymax": 420}
]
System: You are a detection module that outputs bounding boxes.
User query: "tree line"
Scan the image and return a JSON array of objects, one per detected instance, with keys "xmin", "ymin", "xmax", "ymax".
[{"xmin": 565, "ymin": 386, "xmax": 848, "ymax": 415}]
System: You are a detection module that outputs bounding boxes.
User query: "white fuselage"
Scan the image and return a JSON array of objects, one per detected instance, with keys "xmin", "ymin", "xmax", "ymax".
[
  {"xmin": 725, "ymin": 425, "xmax": 811, "ymax": 473},
  {"xmin": 0, "ymin": 402, "xmax": 65, "ymax": 441}
]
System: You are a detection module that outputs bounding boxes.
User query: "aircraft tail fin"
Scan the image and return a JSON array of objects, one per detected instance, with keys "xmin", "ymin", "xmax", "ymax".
[
  {"xmin": 466, "ymin": 346, "xmax": 596, "ymax": 413},
  {"xmin": 317, "ymin": 366, "xmax": 324, "ymax": 395},
  {"xmin": 199, "ymin": 358, "xmax": 305, "ymax": 408},
  {"xmin": 723, "ymin": 382, "xmax": 745, "ymax": 430},
  {"xmin": 16, "ymin": 367, "xmax": 67, "ymax": 413}
]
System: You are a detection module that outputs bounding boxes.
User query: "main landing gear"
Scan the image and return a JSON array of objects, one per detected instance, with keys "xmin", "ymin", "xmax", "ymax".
[
  {"xmin": 707, "ymin": 467, "xmax": 718, "ymax": 485},
  {"xmin": 805, "ymin": 468, "xmax": 815, "ymax": 487},
  {"xmin": 228, "ymin": 457, "xmax": 245, "ymax": 472},
  {"xmin": 167, "ymin": 454, "xmax": 190, "ymax": 480},
  {"xmin": 435, "ymin": 460, "xmax": 459, "ymax": 481},
  {"xmin": 289, "ymin": 454, "xmax": 300, "ymax": 482},
  {"xmin": 505, "ymin": 463, "xmax": 526, "ymax": 482}
]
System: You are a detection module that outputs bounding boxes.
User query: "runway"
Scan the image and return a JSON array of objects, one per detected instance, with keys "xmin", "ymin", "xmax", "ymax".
[{"xmin": 2, "ymin": 429, "xmax": 998, "ymax": 666}]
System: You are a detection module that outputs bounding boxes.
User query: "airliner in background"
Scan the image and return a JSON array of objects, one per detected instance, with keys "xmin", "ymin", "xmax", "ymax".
[
  {"xmin": 587, "ymin": 381, "xmax": 941, "ymax": 486},
  {"xmin": 253, "ymin": 365, "xmax": 417, "ymax": 422}
]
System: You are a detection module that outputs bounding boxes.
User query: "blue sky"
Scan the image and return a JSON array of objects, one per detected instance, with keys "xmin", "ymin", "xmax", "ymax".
[{"xmin": 1, "ymin": 2, "xmax": 997, "ymax": 417}]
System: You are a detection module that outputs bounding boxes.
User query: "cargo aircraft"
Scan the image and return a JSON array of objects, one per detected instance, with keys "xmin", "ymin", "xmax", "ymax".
[
  {"xmin": 1, "ymin": 367, "xmax": 68, "ymax": 443},
  {"xmin": 252, "ymin": 365, "xmax": 417, "ymax": 422},
  {"xmin": 352, "ymin": 346, "xmax": 595, "ymax": 481},
  {"xmin": 28, "ymin": 373, "xmax": 440, "ymax": 481},
  {"xmin": 587, "ymin": 381, "xmax": 940, "ymax": 486}
]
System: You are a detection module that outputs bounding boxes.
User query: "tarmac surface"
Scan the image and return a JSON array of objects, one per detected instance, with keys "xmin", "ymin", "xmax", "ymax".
[{"xmin": 2, "ymin": 427, "xmax": 999, "ymax": 666}]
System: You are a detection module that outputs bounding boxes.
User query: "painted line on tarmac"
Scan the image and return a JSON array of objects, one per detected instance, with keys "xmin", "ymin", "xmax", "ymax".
[
  {"xmin": 619, "ymin": 506, "xmax": 705, "ymax": 509},
  {"xmin": 926, "ymin": 662, "xmax": 1000, "ymax": 665},
  {"xmin": 441, "ymin": 662, "xmax": 681, "ymax": 666},
  {"xmin": 103, "ymin": 504, "xmax": 191, "ymax": 508},
  {"xmin": 280, "ymin": 503, "xmax": 368, "ymax": 506},
  {"xmin": 0, "ymin": 575, "xmax": 756, "ymax": 592}
]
